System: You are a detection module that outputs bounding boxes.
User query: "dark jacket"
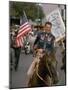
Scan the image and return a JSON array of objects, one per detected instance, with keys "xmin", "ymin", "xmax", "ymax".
[{"xmin": 34, "ymin": 31, "xmax": 55, "ymax": 51}]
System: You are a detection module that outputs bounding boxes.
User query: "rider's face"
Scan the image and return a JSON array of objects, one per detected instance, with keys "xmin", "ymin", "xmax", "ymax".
[{"xmin": 44, "ymin": 24, "xmax": 52, "ymax": 33}]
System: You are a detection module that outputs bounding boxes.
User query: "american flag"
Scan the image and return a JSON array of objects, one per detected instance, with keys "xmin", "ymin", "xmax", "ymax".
[{"xmin": 16, "ymin": 11, "xmax": 32, "ymax": 47}]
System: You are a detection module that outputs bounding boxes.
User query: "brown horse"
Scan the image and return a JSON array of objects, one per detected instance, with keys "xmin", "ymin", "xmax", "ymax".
[{"xmin": 27, "ymin": 49, "xmax": 58, "ymax": 87}]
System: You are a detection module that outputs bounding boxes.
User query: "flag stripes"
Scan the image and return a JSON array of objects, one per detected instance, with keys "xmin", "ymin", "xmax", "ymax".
[{"xmin": 16, "ymin": 12, "xmax": 32, "ymax": 47}]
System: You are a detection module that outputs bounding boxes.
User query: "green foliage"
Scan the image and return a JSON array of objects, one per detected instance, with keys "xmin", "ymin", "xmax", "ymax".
[{"xmin": 10, "ymin": 1, "xmax": 45, "ymax": 21}]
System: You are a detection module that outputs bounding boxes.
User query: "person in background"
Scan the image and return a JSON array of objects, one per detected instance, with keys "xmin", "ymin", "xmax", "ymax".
[
  {"xmin": 27, "ymin": 32, "xmax": 36, "ymax": 53},
  {"xmin": 11, "ymin": 27, "xmax": 21, "ymax": 71},
  {"xmin": 61, "ymin": 39, "xmax": 66, "ymax": 73}
]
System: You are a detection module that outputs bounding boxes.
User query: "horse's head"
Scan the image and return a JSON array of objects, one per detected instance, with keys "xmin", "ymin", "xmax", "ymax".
[{"xmin": 35, "ymin": 51, "xmax": 53, "ymax": 86}]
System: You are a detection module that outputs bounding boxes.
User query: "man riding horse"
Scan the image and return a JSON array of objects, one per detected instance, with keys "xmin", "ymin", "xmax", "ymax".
[{"xmin": 27, "ymin": 22, "xmax": 58, "ymax": 87}]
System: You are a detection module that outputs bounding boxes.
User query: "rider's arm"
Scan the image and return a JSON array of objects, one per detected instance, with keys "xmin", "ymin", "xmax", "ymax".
[
  {"xmin": 34, "ymin": 35, "xmax": 40, "ymax": 46},
  {"xmin": 33, "ymin": 35, "xmax": 40, "ymax": 50},
  {"xmin": 52, "ymin": 35, "xmax": 55, "ymax": 46}
]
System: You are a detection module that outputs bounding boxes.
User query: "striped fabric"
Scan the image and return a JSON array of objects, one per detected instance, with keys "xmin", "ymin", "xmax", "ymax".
[{"xmin": 16, "ymin": 12, "xmax": 32, "ymax": 47}]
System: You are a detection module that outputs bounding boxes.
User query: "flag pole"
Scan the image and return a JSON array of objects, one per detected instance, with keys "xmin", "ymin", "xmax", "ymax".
[{"xmin": 23, "ymin": 10, "xmax": 28, "ymax": 21}]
